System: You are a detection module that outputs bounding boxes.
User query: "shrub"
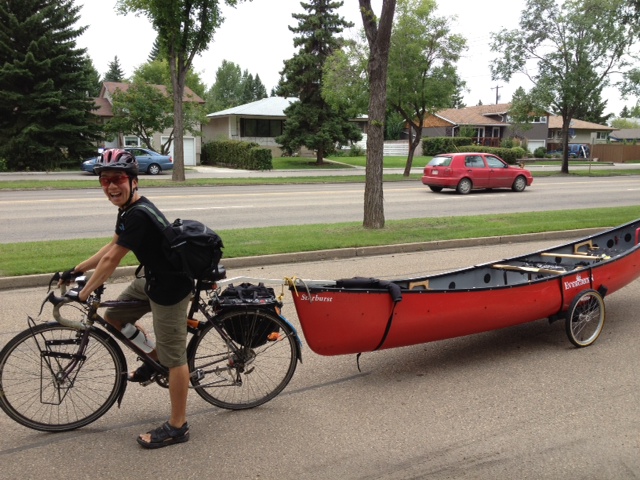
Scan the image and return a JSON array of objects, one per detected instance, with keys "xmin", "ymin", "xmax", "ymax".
[
  {"xmin": 201, "ymin": 140, "xmax": 271, "ymax": 170},
  {"xmin": 533, "ymin": 146, "xmax": 546, "ymax": 158},
  {"xmin": 511, "ymin": 147, "xmax": 527, "ymax": 158},
  {"xmin": 454, "ymin": 145, "xmax": 525, "ymax": 164},
  {"xmin": 0, "ymin": 158, "xmax": 7, "ymax": 172},
  {"xmin": 500, "ymin": 138, "xmax": 514, "ymax": 148},
  {"xmin": 349, "ymin": 144, "xmax": 364, "ymax": 157},
  {"xmin": 422, "ymin": 137, "xmax": 474, "ymax": 156}
]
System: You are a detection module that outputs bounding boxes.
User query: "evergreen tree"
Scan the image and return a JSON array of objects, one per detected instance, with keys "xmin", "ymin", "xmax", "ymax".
[
  {"xmin": 205, "ymin": 61, "xmax": 267, "ymax": 113},
  {"xmin": 571, "ymin": 87, "xmax": 612, "ymax": 125},
  {"xmin": 620, "ymin": 105, "xmax": 630, "ymax": 118},
  {"xmin": 148, "ymin": 37, "xmax": 162, "ymax": 62},
  {"xmin": 0, "ymin": 0, "xmax": 101, "ymax": 170},
  {"xmin": 276, "ymin": 0, "xmax": 361, "ymax": 164},
  {"xmin": 83, "ymin": 58, "xmax": 103, "ymax": 97},
  {"xmin": 104, "ymin": 55, "xmax": 126, "ymax": 82}
]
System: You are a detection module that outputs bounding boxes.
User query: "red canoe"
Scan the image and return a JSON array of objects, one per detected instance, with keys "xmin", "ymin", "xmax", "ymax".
[{"xmin": 289, "ymin": 219, "xmax": 640, "ymax": 356}]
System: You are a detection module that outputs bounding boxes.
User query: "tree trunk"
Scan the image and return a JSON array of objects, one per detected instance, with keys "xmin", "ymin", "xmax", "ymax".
[
  {"xmin": 403, "ymin": 122, "xmax": 422, "ymax": 177},
  {"xmin": 360, "ymin": 0, "xmax": 396, "ymax": 229},
  {"xmin": 316, "ymin": 146, "xmax": 324, "ymax": 165},
  {"xmin": 170, "ymin": 51, "xmax": 186, "ymax": 182},
  {"xmin": 561, "ymin": 116, "xmax": 570, "ymax": 174}
]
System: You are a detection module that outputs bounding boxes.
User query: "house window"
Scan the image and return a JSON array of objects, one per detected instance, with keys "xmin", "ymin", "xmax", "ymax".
[
  {"xmin": 124, "ymin": 136, "xmax": 140, "ymax": 147},
  {"xmin": 531, "ymin": 116, "xmax": 547, "ymax": 123},
  {"xmin": 241, "ymin": 119, "xmax": 284, "ymax": 137},
  {"xmin": 596, "ymin": 131, "xmax": 608, "ymax": 140}
]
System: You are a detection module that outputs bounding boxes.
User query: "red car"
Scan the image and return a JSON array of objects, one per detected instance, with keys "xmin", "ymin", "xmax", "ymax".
[{"xmin": 421, "ymin": 152, "xmax": 533, "ymax": 194}]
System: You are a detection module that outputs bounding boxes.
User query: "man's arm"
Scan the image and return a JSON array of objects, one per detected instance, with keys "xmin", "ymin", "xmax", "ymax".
[
  {"xmin": 78, "ymin": 242, "xmax": 131, "ymax": 302},
  {"xmin": 75, "ymin": 234, "xmax": 119, "ymax": 274}
]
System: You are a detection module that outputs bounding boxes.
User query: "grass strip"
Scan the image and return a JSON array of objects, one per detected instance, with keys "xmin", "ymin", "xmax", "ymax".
[{"xmin": 1, "ymin": 206, "xmax": 638, "ymax": 277}]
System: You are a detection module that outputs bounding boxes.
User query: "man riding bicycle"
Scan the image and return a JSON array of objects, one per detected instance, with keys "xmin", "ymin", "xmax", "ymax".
[{"xmin": 61, "ymin": 148, "xmax": 192, "ymax": 449}]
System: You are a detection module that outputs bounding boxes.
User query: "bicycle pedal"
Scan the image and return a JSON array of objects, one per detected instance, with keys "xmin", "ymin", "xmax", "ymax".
[
  {"xmin": 190, "ymin": 369, "xmax": 204, "ymax": 382},
  {"xmin": 139, "ymin": 376, "xmax": 156, "ymax": 387}
]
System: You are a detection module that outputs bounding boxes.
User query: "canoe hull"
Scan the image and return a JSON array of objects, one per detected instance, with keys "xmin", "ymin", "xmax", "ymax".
[{"xmin": 291, "ymin": 219, "xmax": 640, "ymax": 356}]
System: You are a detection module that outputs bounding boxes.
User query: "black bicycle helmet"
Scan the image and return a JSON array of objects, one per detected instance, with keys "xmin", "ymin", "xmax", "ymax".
[{"xmin": 94, "ymin": 148, "xmax": 139, "ymax": 176}]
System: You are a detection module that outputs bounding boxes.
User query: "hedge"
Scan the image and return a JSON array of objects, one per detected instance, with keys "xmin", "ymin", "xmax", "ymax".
[
  {"xmin": 422, "ymin": 137, "xmax": 474, "ymax": 156},
  {"xmin": 201, "ymin": 140, "xmax": 273, "ymax": 170},
  {"xmin": 454, "ymin": 146, "xmax": 525, "ymax": 164}
]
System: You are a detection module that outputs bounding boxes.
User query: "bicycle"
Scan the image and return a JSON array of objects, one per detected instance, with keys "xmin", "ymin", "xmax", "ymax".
[{"xmin": 0, "ymin": 269, "xmax": 302, "ymax": 432}]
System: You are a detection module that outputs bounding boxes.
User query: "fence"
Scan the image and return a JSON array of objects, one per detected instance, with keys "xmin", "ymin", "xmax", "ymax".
[{"xmin": 591, "ymin": 144, "xmax": 640, "ymax": 163}]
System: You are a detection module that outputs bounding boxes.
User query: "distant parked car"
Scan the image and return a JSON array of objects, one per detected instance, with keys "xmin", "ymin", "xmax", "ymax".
[
  {"xmin": 421, "ymin": 153, "xmax": 533, "ymax": 194},
  {"xmin": 547, "ymin": 144, "xmax": 590, "ymax": 158},
  {"xmin": 81, "ymin": 147, "xmax": 173, "ymax": 175}
]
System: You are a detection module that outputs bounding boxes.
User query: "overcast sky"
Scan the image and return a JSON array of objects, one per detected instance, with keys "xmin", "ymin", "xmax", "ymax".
[{"xmin": 76, "ymin": 0, "xmax": 636, "ymax": 117}]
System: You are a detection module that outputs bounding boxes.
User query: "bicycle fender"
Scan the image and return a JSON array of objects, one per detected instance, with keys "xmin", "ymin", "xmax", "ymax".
[{"xmin": 278, "ymin": 314, "xmax": 303, "ymax": 363}]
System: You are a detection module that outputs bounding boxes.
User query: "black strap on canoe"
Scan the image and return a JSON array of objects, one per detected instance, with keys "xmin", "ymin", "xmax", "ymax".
[{"xmin": 335, "ymin": 277, "xmax": 403, "ymax": 371}]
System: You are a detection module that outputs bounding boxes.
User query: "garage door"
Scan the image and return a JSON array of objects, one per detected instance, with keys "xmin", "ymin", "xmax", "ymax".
[
  {"xmin": 162, "ymin": 137, "xmax": 196, "ymax": 166},
  {"xmin": 527, "ymin": 140, "xmax": 546, "ymax": 153}
]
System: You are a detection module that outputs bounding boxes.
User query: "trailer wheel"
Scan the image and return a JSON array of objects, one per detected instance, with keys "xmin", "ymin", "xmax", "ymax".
[{"xmin": 565, "ymin": 289, "xmax": 605, "ymax": 347}]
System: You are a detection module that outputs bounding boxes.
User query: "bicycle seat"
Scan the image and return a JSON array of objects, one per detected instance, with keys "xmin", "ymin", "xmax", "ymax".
[{"xmin": 204, "ymin": 265, "xmax": 226, "ymax": 283}]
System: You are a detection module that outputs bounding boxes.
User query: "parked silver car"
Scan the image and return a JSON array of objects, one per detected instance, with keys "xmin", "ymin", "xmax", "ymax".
[{"xmin": 82, "ymin": 147, "xmax": 174, "ymax": 175}]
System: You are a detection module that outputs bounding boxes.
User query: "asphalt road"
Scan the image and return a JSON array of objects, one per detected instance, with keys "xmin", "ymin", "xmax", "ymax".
[
  {"xmin": 1, "ymin": 175, "xmax": 639, "ymax": 243},
  {"xmin": 1, "ymin": 240, "xmax": 639, "ymax": 479}
]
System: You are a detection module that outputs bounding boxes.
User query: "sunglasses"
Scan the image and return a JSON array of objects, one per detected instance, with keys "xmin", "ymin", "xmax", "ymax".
[{"xmin": 99, "ymin": 174, "xmax": 130, "ymax": 187}]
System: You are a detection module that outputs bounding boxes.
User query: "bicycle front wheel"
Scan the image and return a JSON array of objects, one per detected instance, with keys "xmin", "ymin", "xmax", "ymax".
[
  {"xmin": 189, "ymin": 308, "xmax": 298, "ymax": 410},
  {"xmin": 0, "ymin": 323, "xmax": 126, "ymax": 432}
]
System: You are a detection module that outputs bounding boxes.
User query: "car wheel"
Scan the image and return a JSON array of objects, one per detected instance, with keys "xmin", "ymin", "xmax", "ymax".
[
  {"xmin": 428, "ymin": 186, "xmax": 443, "ymax": 193},
  {"xmin": 512, "ymin": 175, "xmax": 527, "ymax": 192},
  {"xmin": 147, "ymin": 164, "xmax": 161, "ymax": 175},
  {"xmin": 456, "ymin": 178, "xmax": 472, "ymax": 195}
]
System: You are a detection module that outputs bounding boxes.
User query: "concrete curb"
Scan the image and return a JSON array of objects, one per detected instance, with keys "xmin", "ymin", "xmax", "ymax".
[{"xmin": 0, "ymin": 228, "xmax": 606, "ymax": 291}]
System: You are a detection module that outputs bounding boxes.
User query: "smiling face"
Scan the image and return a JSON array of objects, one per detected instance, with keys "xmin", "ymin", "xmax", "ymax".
[{"xmin": 99, "ymin": 171, "xmax": 139, "ymax": 208}]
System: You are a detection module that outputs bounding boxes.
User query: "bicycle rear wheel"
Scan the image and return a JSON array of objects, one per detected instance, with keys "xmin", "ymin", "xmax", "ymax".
[
  {"xmin": 188, "ymin": 308, "xmax": 298, "ymax": 410},
  {"xmin": 0, "ymin": 323, "xmax": 126, "ymax": 432}
]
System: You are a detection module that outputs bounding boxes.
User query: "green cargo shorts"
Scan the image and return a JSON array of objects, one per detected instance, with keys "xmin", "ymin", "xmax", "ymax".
[{"xmin": 105, "ymin": 277, "xmax": 191, "ymax": 368}]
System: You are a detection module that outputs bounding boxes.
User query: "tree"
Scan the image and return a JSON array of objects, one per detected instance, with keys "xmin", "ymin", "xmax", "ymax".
[
  {"xmin": 104, "ymin": 55, "xmax": 126, "ymax": 82},
  {"xmin": 204, "ymin": 60, "xmax": 267, "ymax": 113},
  {"xmin": 0, "ymin": 0, "xmax": 100, "ymax": 171},
  {"xmin": 117, "ymin": 0, "xmax": 240, "ymax": 182},
  {"xmin": 630, "ymin": 103, "xmax": 640, "ymax": 117},
  {"xmin": 611, "ymin": 117, "xmax": 640, "ymax": 128},
  {"xmin": 387, "ymin": 0, "xmax": 466, "ymax": 176},
  {"xmin": 83, "ymin": 58, "xmax": 103, "ymax": 97},
  {"xmin": 148, "ymin": 36, "xmax": 162, "ymax": 62},
  {"xmin": 359, "ymin": 0, "xmax": 396, "ymax": 229},
  {"xmin": 507, "ymin": 87, "xmax": 547, "ymax": 139},
  {"xmin": 105, "ymin": 80, "xmax": 173, "ymax": 151},
  {"xmin": 620, "ymin": 105, "xmax": 631, "ymax": 118},
  {"xmin": 570, "ymin": 87, "xmax": 613, "ymax": 125},
  {"xmin": 491, "ymin": 0, "xmax": 640, "ymax": 173},
  {"xmin": 133, "ymin": 60, "xmax": 207, "ymax": 98},
  {"xmin": 276, "ymin": 0, "xmax": 362, "ymax": 165}
]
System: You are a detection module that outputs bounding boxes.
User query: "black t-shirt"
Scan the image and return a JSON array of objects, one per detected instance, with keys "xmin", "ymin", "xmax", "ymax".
[{"xmin": 116, "ymin": 196, "xmax": 192, "ymax": 305}]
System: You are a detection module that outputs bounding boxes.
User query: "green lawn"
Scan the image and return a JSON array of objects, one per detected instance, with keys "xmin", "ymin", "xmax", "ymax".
[{"xmin": 1, "ymin": 207, "xmax": 639, "ymax": 277}]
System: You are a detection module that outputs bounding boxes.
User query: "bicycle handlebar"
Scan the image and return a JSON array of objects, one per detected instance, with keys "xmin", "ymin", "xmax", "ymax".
[{"xmin": 43, "ymin": 291, "xmax": 88, "ymax": 330}]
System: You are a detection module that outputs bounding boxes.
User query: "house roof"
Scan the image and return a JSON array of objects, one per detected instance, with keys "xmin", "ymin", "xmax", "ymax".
[
  {"xmin": 207, "ymin": 96, "xmax": 298, "ymax": 118},
  {"xmin": 93, "ymin": 97, "xmax": 113, "ymax": 117},
  {"xmin": 548, "ymin": 116, "xmax": 615, "ymax": 131},
  {"xmin": 433, "ymin": 103, "xmax": 512, "ymax": 127},
  {"xmin": 100, "ymin": 81, "xmax": 205, "ymax": 104},
  {"xmin": 609, "ymin": 128, "xmax": 640, "ymax": 139}
]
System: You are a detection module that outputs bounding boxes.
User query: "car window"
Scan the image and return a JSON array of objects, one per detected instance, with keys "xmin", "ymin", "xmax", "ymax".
[
  {"xmin": 485, "ymin": 156, "xmax": 506, "ymax": 168},
  {"xmin": 428, "ymin": 156, "xmax": 452, "ymax": 167},
  {"xmin": 128, "ymin": 149, "xmax": 146, "ymax": 156},
  {"xmin": 464, "ymin": 155, "xmax": 484, "ymax": 168}
]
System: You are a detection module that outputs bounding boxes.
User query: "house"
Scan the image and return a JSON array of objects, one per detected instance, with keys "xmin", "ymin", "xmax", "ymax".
[
  {"xmin": 546, "ymin": 116, "xmax": 615, "ymax": 151},
  {"xmin": 203, "ymin": 96, "xmax": 368, "ymax": 156},
  {"xmin": 609, "ymin": 128, "xmax": 640, "ymax": 143},
  {"xmin": 93, "ymin": 82, "xmax": 205, "ymax": 166},
  {"xmin": 419, "ymin": 104, "xmax": 616, "ymax": 155},
  {"xmin": 417, "ymin": 103, "xmax": 549, "ymax": 153}
]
